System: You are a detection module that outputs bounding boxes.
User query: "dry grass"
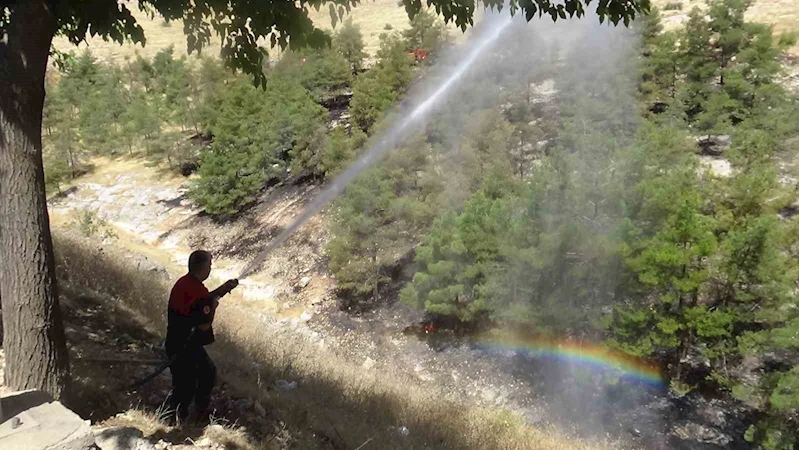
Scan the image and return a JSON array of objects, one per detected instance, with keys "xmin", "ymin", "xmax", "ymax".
[
  {"xmin": 100, "ymin": 409, "xmax": 173, "ymax": 436},
  {"xmin": 652, "ymin": 0, "xmax": 799, "ymax": 34},
  {"xmin": 51, "ymin": 3, "xmax": 219, "ymax": 66},
  {"xmin": 306, "ymin": 0, "xmax": 475, "ymax": 55},
  {"xmin": 50, "ymin": 0, "xmax": 799, "ymax": 67},
  {"xmin": 53, "ymin": 231, "xmax": 622, "ymax": 450},
  {"xmin": 51, "ymin": 0, "xmax": 472, "ymax": 66},
  {"xmin": 99, "ymin": 409, "xmax": 270, "ymax": 450},
  {"xmin": 651, "ymin": 0, "xmax": 799, "ymax": 58}
]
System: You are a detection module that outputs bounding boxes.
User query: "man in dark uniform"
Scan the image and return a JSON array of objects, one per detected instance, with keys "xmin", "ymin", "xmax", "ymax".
[{"xmin": 166, "ymin": 250, "xmax": 238, "ymax": 422}]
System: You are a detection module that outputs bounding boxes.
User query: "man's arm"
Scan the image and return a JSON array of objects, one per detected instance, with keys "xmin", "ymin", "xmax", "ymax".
[
  {"xmin": 209, "ymin": 279, "xmax": 239, "ymax": 300},
  {"xmin": 191, "ymin": 279, "xmax": 239, "ymax": 330}
]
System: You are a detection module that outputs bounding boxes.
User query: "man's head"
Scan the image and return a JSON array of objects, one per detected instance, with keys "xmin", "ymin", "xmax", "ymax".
[{"xmin": 188, "ymin": 250, "xmax": 212, "ymax": 281}]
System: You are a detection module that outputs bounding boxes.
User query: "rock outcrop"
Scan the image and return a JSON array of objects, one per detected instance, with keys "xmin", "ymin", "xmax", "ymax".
[
  {"xmin": 695, "ymin": 135, "xmax": 731, "ymax": 156},
  {"xmin": 0, "ymin": 390, "xmax": 94, "ymax": 450}
]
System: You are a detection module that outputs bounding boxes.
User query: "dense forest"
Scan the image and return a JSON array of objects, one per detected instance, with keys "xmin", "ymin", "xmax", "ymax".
[
  {"xmin": 336, "ymin": 5, "xmax": 799, "ymax": 447},
  {"xmin": 43, "ymin": 2, "xmax": 799, "ymax": 448}
]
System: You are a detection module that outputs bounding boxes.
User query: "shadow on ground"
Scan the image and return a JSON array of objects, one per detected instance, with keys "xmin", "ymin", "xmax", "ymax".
[
  {"xmin": 55, "ymin": 231, "xmax": 599, "ymax": 450},
  {"xmin": 60, "ymin": 291, "xmax": 275, "ymax": 448}
]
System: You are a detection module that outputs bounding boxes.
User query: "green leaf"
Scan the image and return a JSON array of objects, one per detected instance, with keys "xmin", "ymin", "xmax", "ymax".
[{"xmin": 329, "ymin": 4, "xmax": 339, "ymax": 28}]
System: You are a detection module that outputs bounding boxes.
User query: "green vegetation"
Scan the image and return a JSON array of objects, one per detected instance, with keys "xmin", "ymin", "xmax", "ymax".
[
  {"xmin": 43, "ymin": 12, "xmax": 451, "ymax": 216},
  {"xmin": 34, "ymin": 0, "xmax": 799, "ymax": 443},
  {"xmin": 274, "ymin": 47, "xmax": 352, "ymax": 101},
  {"xmin": 190, "ymin": 74, "xmax": 328, "ymax": 214},
  {"xmin": 402, "ymin": 9, "xmax": 452, "ymax": 56},
  {"xmin": 326, "ymin": 2, "xmax": 799, "ymax": 445},
  {"xmin": 0, "ymin": 0, "xmax": 652, "ymax": 406},
  {"xmin": 69, "ymin": 210, "xmax": 117, "ymax": 240},
  {"xmin": 335, "ymin": 19, "xmax": 368, "ymax": 73},
  {"xmin": 350, "ymin": 32, "xmax": 415, "ymax": 132},
  {"xmin": 328, "ymin": 139, "xmax": 435, "ymax": 303},
  {"xmin": 42, "ymin": 47, "xmax": 207, "ymax": 182}
]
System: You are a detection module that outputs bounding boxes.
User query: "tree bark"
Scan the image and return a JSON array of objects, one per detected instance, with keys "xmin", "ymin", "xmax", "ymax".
[{"xmin": 0, "ymin": 1, "xmax": 70, "ymax": 400}]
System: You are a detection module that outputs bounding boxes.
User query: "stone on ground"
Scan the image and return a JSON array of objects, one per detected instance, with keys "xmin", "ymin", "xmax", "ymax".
[
  {"xmin": 95, "ymin": 426, "xmax": 156, "ymax": 450},
  {"xmin": 0, "ymin": 390, "xmax": 94, "ymax": 450}
]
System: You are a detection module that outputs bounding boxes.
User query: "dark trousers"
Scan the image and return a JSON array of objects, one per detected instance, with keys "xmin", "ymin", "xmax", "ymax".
[{"xmin": 167, "ymin": 345, "xmax": 216, "ymax": 419}]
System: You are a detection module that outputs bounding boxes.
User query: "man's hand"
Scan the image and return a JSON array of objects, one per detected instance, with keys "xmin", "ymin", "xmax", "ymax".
[
  {"xmin": 221, "ymin": 279, "xmax": 239, "ymax": 295},
  {"xmin": 209, "ymin": 279, "xmax": 239, "ymax": 301}
]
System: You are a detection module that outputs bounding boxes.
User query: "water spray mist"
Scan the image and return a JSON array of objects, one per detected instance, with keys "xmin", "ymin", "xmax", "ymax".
[{"xmin": 238, "ymin": 13, "xmax": 514, "ymax": 279}]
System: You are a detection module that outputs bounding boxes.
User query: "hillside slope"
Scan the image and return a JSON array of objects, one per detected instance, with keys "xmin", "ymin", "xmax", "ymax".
[
  {"xmin": 42, "ymin": 2, "xmax": 799, "ymax": 448},
  {"xmin": 48, "ymin": 150, "xmax": 775, "ymax": 449},
  {"xmin": 51, "ymin": 0, "xmax": 473, "ymax": 64},
  {"xmin": 46, "ymin": 225, "xmax": 619, "ymax": 450},
  {"xmin": 52, "ymin": 0, "xmax": 799, "ymax": 65}
]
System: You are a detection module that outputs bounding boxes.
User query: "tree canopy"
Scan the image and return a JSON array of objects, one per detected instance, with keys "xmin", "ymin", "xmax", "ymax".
[{"xmin": 1, "ymin": 0, "xmax": 650, "ymax": 87}]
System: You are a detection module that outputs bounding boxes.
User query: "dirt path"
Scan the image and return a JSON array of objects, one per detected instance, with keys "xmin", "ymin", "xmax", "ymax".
[{"xmin": 47, "ymin": 157, "xmax": 328, "ymax": 319}]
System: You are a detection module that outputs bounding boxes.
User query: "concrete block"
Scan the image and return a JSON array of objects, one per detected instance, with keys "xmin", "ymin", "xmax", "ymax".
[
  {"xmin": 1, "ymin": 390, "xmax": 53, "ymax": 420},
  {"xmin": 0, "ymin": 390, "xmax": 94, "ymax": 450}
]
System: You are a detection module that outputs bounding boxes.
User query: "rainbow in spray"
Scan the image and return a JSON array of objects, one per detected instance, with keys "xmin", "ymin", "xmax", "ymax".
[{"xmin": 475, "ymin": 332, "xmax": 664, "ymax": 386}]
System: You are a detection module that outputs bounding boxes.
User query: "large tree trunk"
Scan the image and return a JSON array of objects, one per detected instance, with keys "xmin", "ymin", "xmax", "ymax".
[{"xmin": 0, "ymin": 1, "xmax": 70, "ymax": 400}]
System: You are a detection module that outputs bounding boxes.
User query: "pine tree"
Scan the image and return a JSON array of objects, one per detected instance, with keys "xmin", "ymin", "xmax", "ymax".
[
  {"xmin": 188, "ymin": 145, "xmax": 264, "ymax": 215},
  {"xmin": 638, "ymin": 5, "xmax": 663, "ymax": 44},
  {"xmin": 321, "ymin": 127, "xmax": 367, "ymax": 177},
  {"xmin": 42, "ymin": 80, "xmax": 81, "ymax": 177},
  {"xmin": 350, "ymin": 71, "xmax": 399, "ymax": 133},
  {"xmin": 328, "ymin": 139, "xmax": 434, "ymax": 303},
  {"xmin": 78, "ymin": 66, "xmax": 126, "ymax": 154},
  {"xmin": 640, "ymin": 31, "xmax": 679, "ymax": 107},
  {"xmin": 195, "ymin": 57, "xmax": 230, "ymax": 132},
  {"xmin": 334, "ymin": 18, "xmax": 367, "ymax": 73},
  {"xmin": 275, "ymin": 46, "xmax": 352, "ymax": 101},
  {"xmin": 678, "ymin": 8, "xmax": 717, "ymax": 122},
  {"xmin": 708, "ymin": 0, "xmax": 749, "ymax": 82},
  {"xmin": 458, "ymin": 110, "xmax": 515, "ymax": 191},
  {"xmin": 328, "ymin": 167, "xmax": 397, "ymax": 301},
  {"xmin": 402, "ymin": 9, "xmax": 450, "ymax": 57},
  {"xmin": 123, "ymin": 87, "xmax": 162, "ymax": 155},
  {"xmin": 402, "ymin": 190, "xmax": 510, "ymax": 322},
  {"xmin": 374, "ymin": 32, "xmax": 415, "ymax": 92},
  {"xmin": 349, "ymin": 31, "xmax": 415, "ymax": 133}
]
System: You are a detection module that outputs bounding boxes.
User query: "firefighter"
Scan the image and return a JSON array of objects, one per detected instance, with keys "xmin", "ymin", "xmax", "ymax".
[{"xmin": 166, "ymin": 250, "xmax": 238, "ymax": 423}]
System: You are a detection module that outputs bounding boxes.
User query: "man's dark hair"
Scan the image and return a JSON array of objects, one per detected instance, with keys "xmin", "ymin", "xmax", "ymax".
[{"xmin": 188, "ymin": 250, "xmax": 212, "ymax": 273}]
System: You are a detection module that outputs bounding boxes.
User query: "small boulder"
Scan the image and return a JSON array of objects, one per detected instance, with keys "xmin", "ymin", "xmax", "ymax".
[
  {"xmin": 180, "ymin": 162, "xmax": 198, "ymax": 177},
  {"xmin": 275, "ymin": 380, "xmax": 297, "ymax": 392},
  {"xmin": 253, "ymin": 402, "xmax": 267, "ymax": 417},
  {"xmin": 233, "ymin": 399, "xmax": 252, "ymax": 411},
  {"xmin": 298, "ymin": 276, "xmax": 312, "ymax": 289},
  {"xmin": 695, "ymin": 135, "xmax": 731, "ymax": 156},
  {"xmin": 195, "ymin": 437, "xmax": 213, "ymax": 447},
  {"xmin": 95, "ymin": 427, "xmax": 155, "ymax": 450},
  {"xmin": 672, "ymin": 422, "xmax": 731, "ymax": 446},
  {"xmin": 698, "ymin": 400, "xmax": 727, "ymax": 428},
  {"xmin": 480, "ymin": 388, "xmax": 498, "ymax": 403}
]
